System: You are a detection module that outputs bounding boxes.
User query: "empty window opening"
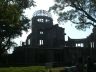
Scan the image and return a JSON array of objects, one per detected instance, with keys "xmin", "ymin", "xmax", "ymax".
[
  {"xmin": 90, "ymin": 42, "xmax": 94, "ymax": 48},
  {"xmin": 40, "ymin": 31, "xmax": 43, "ymax": 34},
  {"xmin": 76, "ymin": 43, "xmax": 84, "ymax": 47},
  {"xmin": 93, "ymin": 42, "xmax": 94, "ymax": 48},
  {"xmin": 90, "ymin": 42, "xmax": 92, "ymax": 48},
  {"xmin": 76, "ymin": 44, "xmax": 78, "ymax": 47},
  {"xmin": 80, "ymin": 43, "xmax": 84, "ymax": 47},
  {"xmin": 45, "ymin": 19, "xmax": 50, "ymax": 22},
  {"xmin": 39, "ymin": 40, "xmax": 43, "ymax": 45},
  {"xmin": 37, "ymin": 19, "xmax": 44, "ymax": 22}
]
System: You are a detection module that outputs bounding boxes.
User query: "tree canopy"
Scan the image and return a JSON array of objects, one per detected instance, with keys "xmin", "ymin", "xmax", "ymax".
[
  {"xmin": 0, "ymin": 0, "xmax": 35, "ymax": 55},
  {"xmin": 49, "ymin": 0, "xmax": 96, "ymax": 30}
]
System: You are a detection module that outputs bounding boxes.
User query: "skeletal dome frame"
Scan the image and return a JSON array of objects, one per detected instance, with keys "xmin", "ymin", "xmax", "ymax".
[{"xmin": 32, "ymin": 10, "xmax": 52, "ymax": 18}]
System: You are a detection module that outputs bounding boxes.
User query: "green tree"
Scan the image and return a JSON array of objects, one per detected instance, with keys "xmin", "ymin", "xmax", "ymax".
[
  {"xmin": 49, "ymin": 0, "xmax": 96, "ymax": 30},
  {"xmin": 0, "ymin": 0, "xmax": 35, "ymax": 55}
]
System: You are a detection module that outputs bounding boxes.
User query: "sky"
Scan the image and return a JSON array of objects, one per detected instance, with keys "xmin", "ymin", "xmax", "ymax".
[{"xmin": 14, "ymin": 0, "xmax": 93, "ymax": 46}]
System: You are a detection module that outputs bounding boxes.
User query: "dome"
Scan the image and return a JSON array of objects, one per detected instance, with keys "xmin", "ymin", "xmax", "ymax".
[{"xmin": 32, "ymin": 10, "xmax": 52, "ymax": 18}]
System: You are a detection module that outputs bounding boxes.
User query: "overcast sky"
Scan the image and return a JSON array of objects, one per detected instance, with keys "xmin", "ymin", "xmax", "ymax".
[{"xmin": 14, "ymin": 0, "xmax": 93, "ymax": 46}]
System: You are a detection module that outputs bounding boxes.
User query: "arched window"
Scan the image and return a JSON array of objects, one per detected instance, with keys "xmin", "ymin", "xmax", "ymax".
[
  {"xmin": 37, "ymin": 18, "xmax": 44, "ymax": 22},
  {"xmin": 90, "ymin": 42, "xmax": 94, "ymax": 48},
  {"xmin": 39, "ymin": 40, "xmax": 43, "ymax": 45}
]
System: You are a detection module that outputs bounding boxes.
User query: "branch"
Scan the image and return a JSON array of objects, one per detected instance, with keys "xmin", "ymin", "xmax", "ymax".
[
  {"xmin": 85, "ymin": 22, "xmax": 95, "ymax": 26},
  {"xmin": 71, "ymin": 20, "xmax": 95, "ymax": 27},
  {"xmin": 72, "ymin": 3, "xmax": 96, "ymax": 23}
]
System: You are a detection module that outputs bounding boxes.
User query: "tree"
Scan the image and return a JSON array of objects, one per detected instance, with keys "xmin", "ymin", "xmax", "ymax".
[
  {"xmin": 49, "ymin": 0, "xmax": 96, "ymax": 30},
  {"xmin": 0, "ymin": 0, "xmax": 35, "ymax": 55}
]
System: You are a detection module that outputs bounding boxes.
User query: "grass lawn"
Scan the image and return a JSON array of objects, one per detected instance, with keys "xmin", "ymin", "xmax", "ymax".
[{"xmin": 0, "ymin": 66, "xmax": 47, "ymax": 72}]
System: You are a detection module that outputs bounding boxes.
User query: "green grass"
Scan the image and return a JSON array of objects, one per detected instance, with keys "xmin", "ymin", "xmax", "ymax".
[
  {"xmin": 0, "ymin": 66, "xmax": 47, "ymax": 72},
  {"xmin": 0, "ymin": 66, "xmax": 66, "ymax": 72}
]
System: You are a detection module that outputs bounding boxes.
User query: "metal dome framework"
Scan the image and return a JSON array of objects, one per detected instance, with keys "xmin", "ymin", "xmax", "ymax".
[{"xmin": 32, "ymin": 10, "xmax": 52, "ymax": 18}]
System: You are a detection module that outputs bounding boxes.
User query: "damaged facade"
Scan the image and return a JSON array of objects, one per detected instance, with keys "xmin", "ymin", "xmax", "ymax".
[
  {"xmin": 1, "ymin": 10, "xmax": 96, "ymax": 67},
  {"xmin": 25, "ymin": 10, "xmax": 65, "ymax": 48}
]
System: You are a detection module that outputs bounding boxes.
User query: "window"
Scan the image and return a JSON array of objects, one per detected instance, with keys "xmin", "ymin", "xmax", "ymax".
[
  {"xmin": 37, "ymin": 19, "xmax": 44, "ymax": 22},
  {"xmin": 76, "ymin": 43, "xmax": 84, "ymax": 47},
  {"xmin": 90, "ymin": 42, "xmax": 94, "ymax": 48},
  {"xmin": 40, "ymin": 31, "xmax": 43, "ymax": 34},
  {"xmin": 45, "ymin": 19, "xmax": 50, "ymax": 22},
  {"xmin": 39, "ymin": 40, "xmax": 43, "ymax": 45}
]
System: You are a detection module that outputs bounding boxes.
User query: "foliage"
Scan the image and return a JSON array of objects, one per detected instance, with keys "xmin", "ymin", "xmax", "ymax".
[
  {"xmin": 49, "ymin": 0, "xmax": 96, "ymax": 30},
  {"xmin": 0, "ymin": 0, "xmax": 35, "ymax": 55}
]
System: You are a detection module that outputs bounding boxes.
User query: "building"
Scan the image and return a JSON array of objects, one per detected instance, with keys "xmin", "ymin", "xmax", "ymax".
[
  {"xmin": 11, "ymin": 10, "xmax": 66, "ymax": 66},
  {"xmin": 25, "ymin": 10, "xmax": 65, "ymax": 48},
  {"xmin": 1, "ymin": 10, "xmax": 96, "ymax": 67}
]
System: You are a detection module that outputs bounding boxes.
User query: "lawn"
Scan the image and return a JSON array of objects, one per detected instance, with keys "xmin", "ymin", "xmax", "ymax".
[
  {"xmin": 0, "ymin": 66, "xmax": 68, "ymax": 72},
  {"xmin": 0, "ymin": 66, "xmax": 47, "ymax": 72}
]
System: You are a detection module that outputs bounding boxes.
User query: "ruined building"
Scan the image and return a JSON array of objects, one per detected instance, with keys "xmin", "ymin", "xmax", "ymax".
[
  {"xmin": 11, "ymin": 10, "xmax": 66, "ymax": 66},
  {"xmin": 1, "ymin": 10, "xmax": 96, "ymax": 67},
  {"xmin": 25, "ymin": 10, "xmax": 65, "ymax": 48}
]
